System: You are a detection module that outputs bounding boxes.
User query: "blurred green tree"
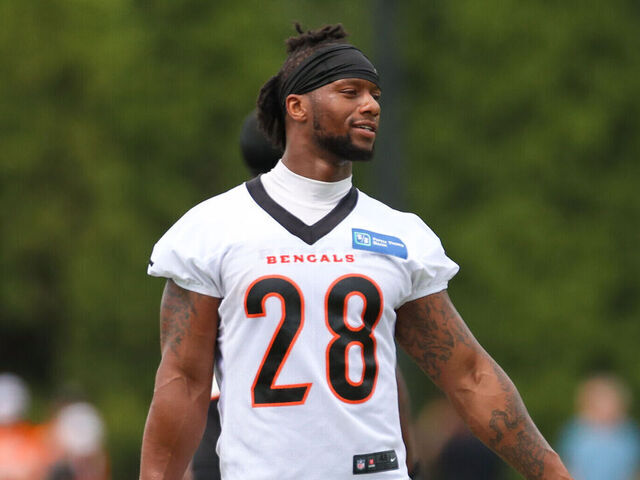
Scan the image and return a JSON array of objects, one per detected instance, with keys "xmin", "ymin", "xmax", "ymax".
[{"xmin": 401, "ymin": 1, "xmax": 640, "ymax": 477}]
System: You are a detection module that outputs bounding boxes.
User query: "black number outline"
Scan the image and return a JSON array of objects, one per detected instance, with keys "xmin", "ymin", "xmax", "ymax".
[
  {"xmin": 245, "ymin": 274, "xmax": 383, "ymax": 407},
  {"xmin": 325, "ymin": 274, "xmax": 383, "ymax": 403},
  {"xmin": 244, "ymin": 276, "xmax": 312, "ymax": 407}
]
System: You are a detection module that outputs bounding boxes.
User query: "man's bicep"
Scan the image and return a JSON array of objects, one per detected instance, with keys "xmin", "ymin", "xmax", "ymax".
[
  {"xmin": 159, "ymin": 279, "xmax": 220, "ymax": 375},
  {"xmin": 395, "ymin": 290, "xmax": 480, "ymax": 387}
]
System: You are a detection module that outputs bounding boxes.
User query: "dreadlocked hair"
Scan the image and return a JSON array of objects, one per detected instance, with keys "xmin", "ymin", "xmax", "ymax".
[{"xmin": 257, "ymin": 23, "xmax": 349, "ymax": 150}]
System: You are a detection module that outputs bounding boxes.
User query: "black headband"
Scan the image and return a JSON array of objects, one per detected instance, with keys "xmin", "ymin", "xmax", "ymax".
[{"xmin": 279, "ymin": 44, "xmax": 380, "ymax": 108}]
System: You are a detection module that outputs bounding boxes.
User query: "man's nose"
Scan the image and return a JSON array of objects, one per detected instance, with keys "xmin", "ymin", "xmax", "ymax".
[{"xmin": 360, "ymin": 93, "xmax": 380, "ymax": 116}]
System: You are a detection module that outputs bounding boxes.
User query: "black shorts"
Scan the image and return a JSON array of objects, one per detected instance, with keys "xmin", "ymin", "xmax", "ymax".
[{"xmin": 192, "ymin": 398, "xmax": 221, "ymax": 480}]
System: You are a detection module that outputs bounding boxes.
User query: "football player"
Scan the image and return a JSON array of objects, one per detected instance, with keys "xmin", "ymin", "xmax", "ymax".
[
  {"xmin": 187, "ymin": 110, "xmax": 421, "ymax": 480},
  {"xmin": 141, "ymin": 24, "xmax": 573, "ymax": 480}
]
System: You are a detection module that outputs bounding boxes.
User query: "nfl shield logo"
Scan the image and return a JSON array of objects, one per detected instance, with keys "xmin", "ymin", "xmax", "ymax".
[{"xmin": 356, "ymin": 459, "xmax": 365, "ymax": 471}]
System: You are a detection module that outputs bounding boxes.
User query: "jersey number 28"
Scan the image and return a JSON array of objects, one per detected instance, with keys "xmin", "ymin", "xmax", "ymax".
[{"xmin": 244, "ymin": 274, "xmax": 382, "ymax": 407}]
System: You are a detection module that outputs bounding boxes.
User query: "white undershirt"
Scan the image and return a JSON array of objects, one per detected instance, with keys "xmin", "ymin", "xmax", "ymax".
[{"xmin": 260, "ymin": 160, "xmax": 353, "ymax": 225}]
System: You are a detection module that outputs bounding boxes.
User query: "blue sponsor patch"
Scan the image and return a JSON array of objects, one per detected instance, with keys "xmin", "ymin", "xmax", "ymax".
[{"xmin": 352, "ymin": 229, "xmax": 408, "ymax": 259}]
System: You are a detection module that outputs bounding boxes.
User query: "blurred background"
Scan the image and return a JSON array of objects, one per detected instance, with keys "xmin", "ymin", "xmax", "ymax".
[{"xmin": 1, "ymin": 0, "xmax": 639, "ymax": 478}]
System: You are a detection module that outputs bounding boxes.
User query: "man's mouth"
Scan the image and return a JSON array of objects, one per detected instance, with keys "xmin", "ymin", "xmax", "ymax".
[{"xmin": 352, "ymin": 121, "xmax": 377, "ymax": 134}]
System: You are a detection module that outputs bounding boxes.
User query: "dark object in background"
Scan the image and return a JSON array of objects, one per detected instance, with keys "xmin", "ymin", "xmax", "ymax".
[
  {"xmin": 47, "ymin": 462, "xmax": 75, "ymax": 480},
  {"xmin": 435, "ymin": 431, "xmax": 503, "ymax": 480},
  {"xmin": 239, "ymin": 110, "xmax": 283, "ymax": 176},
  {"xmin": 192, "ymin": 399, "xmax": 221, "ymax": 480}
]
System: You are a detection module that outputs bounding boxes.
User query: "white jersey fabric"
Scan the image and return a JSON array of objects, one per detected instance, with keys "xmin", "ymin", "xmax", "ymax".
[{"xmin": 148, "ymin": 170, "xmax": 459, "ymax": 480}]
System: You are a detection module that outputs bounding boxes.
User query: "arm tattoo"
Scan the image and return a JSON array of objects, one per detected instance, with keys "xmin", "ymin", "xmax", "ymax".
[
  {"xmin": 397, "ymin": 293, "xmax": 553, "ymax": 479},
  {"xmin": 395, "ymin": 292, "xmax": 472, "ymax": 381},
  {"xmin": 488, "ymin": 362, "xmax": 547, "ymax": 479},
  {"xmin": 160, "ymin": 281, "xmax": 196, "ymax": 355}
]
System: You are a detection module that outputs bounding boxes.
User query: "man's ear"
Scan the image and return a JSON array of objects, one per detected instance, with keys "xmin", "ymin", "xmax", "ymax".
[{"xmin": 285, "ymin": 94, "xmax": 308, "ymax": 122}]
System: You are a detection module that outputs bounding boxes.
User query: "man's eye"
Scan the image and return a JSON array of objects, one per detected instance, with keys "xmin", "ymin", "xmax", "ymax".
[{"xmin": 341, "ymin": 89, "xmax": 357, "ymax": 96}]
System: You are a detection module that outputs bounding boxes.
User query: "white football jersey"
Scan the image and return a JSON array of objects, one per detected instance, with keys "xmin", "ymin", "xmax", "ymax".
[{"xmin": 148, "ymin": 177, "xmax": 459, "ymax": 480}]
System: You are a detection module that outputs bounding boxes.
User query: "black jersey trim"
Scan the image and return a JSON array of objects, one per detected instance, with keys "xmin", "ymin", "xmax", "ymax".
[{"xmin": 245, "ymin": 175, "xmax": 358, "ymax": 245}]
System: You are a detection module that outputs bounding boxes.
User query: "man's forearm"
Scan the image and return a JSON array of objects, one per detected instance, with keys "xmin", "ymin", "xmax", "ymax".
[
  {"xmin": 446, "ymin": 356, "xmax": 571, "ymax": 480},
  {"xmin": 395, "ymin": 291, "xmax": 573, "ymax": 480},
  {"xmin": 140, "ymin": 370, "xmax": 211, "ymax": 480}
]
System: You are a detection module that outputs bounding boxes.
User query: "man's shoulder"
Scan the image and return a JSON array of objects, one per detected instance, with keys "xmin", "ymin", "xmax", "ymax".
[
  {"xmin": 194, "ymin": 182, "xmax": 249, "ymax": 209},
  {"xmin": 155, "ymin": 182, "xmax": 254, "ymax": 243},
  {"xmin": 180, "ymin": 182, "xmax": 253, "ymax": 222},
  {"xmin": 354, "ymin": 190, "xmax": 445, "ymax": 248},
  {"xmin": 355, "ymin": 190, "xmax": 424, "ymax": 226}
]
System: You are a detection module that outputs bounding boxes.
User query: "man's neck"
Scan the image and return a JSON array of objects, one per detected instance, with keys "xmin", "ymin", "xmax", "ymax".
[
  {"xmin": 259, "ymin": 161, "xmax": 352, "ymax": 225},
  {"xmin": 281, "ymin": 142, "xmax": 352, "ymax": 182}
]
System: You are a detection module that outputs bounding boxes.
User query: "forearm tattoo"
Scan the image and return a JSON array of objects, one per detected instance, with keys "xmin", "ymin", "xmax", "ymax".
[
  {"xmin": 488, "ymin": 362, "xmax": 547, "ymax": 479},
  {"xmin": 396, "ymin": 293, "xmax": 550, "ymax": 480},
  {"xmin": 160, "ymin": 281, "xmax": 196, "ymax": 355},
  {"xmin": 395, "ymin": 292, "xmax": 472, "ymax": 381}
]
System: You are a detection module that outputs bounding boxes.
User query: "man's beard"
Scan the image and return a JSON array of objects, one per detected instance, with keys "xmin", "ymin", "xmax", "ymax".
[{"xmin": 312, "ymin": 116, "xmax": 375, "ymax": 162}]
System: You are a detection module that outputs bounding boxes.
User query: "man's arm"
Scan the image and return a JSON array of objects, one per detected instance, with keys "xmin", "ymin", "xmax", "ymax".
[
  {"xmin": 140, "ymin": 279, "xmax": 220, "ymax": 480},
  {"xmin": 395, "ymin": 290, "xmax": 572, "ymax": 480}
]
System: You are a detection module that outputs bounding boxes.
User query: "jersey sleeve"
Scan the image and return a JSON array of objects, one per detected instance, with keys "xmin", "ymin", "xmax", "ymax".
[
  {"xmin": 147, "ymin": 204, "xmax": 223, "ymax": 298},
  {"xmin": 403, "ymin": 214, "xmax": 459, "ymax": 303}
]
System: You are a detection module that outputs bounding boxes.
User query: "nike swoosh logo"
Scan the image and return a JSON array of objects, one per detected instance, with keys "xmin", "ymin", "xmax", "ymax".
[{"xmin": 390, "ymin": 457, "xmax": 396, "ymax": 462}]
